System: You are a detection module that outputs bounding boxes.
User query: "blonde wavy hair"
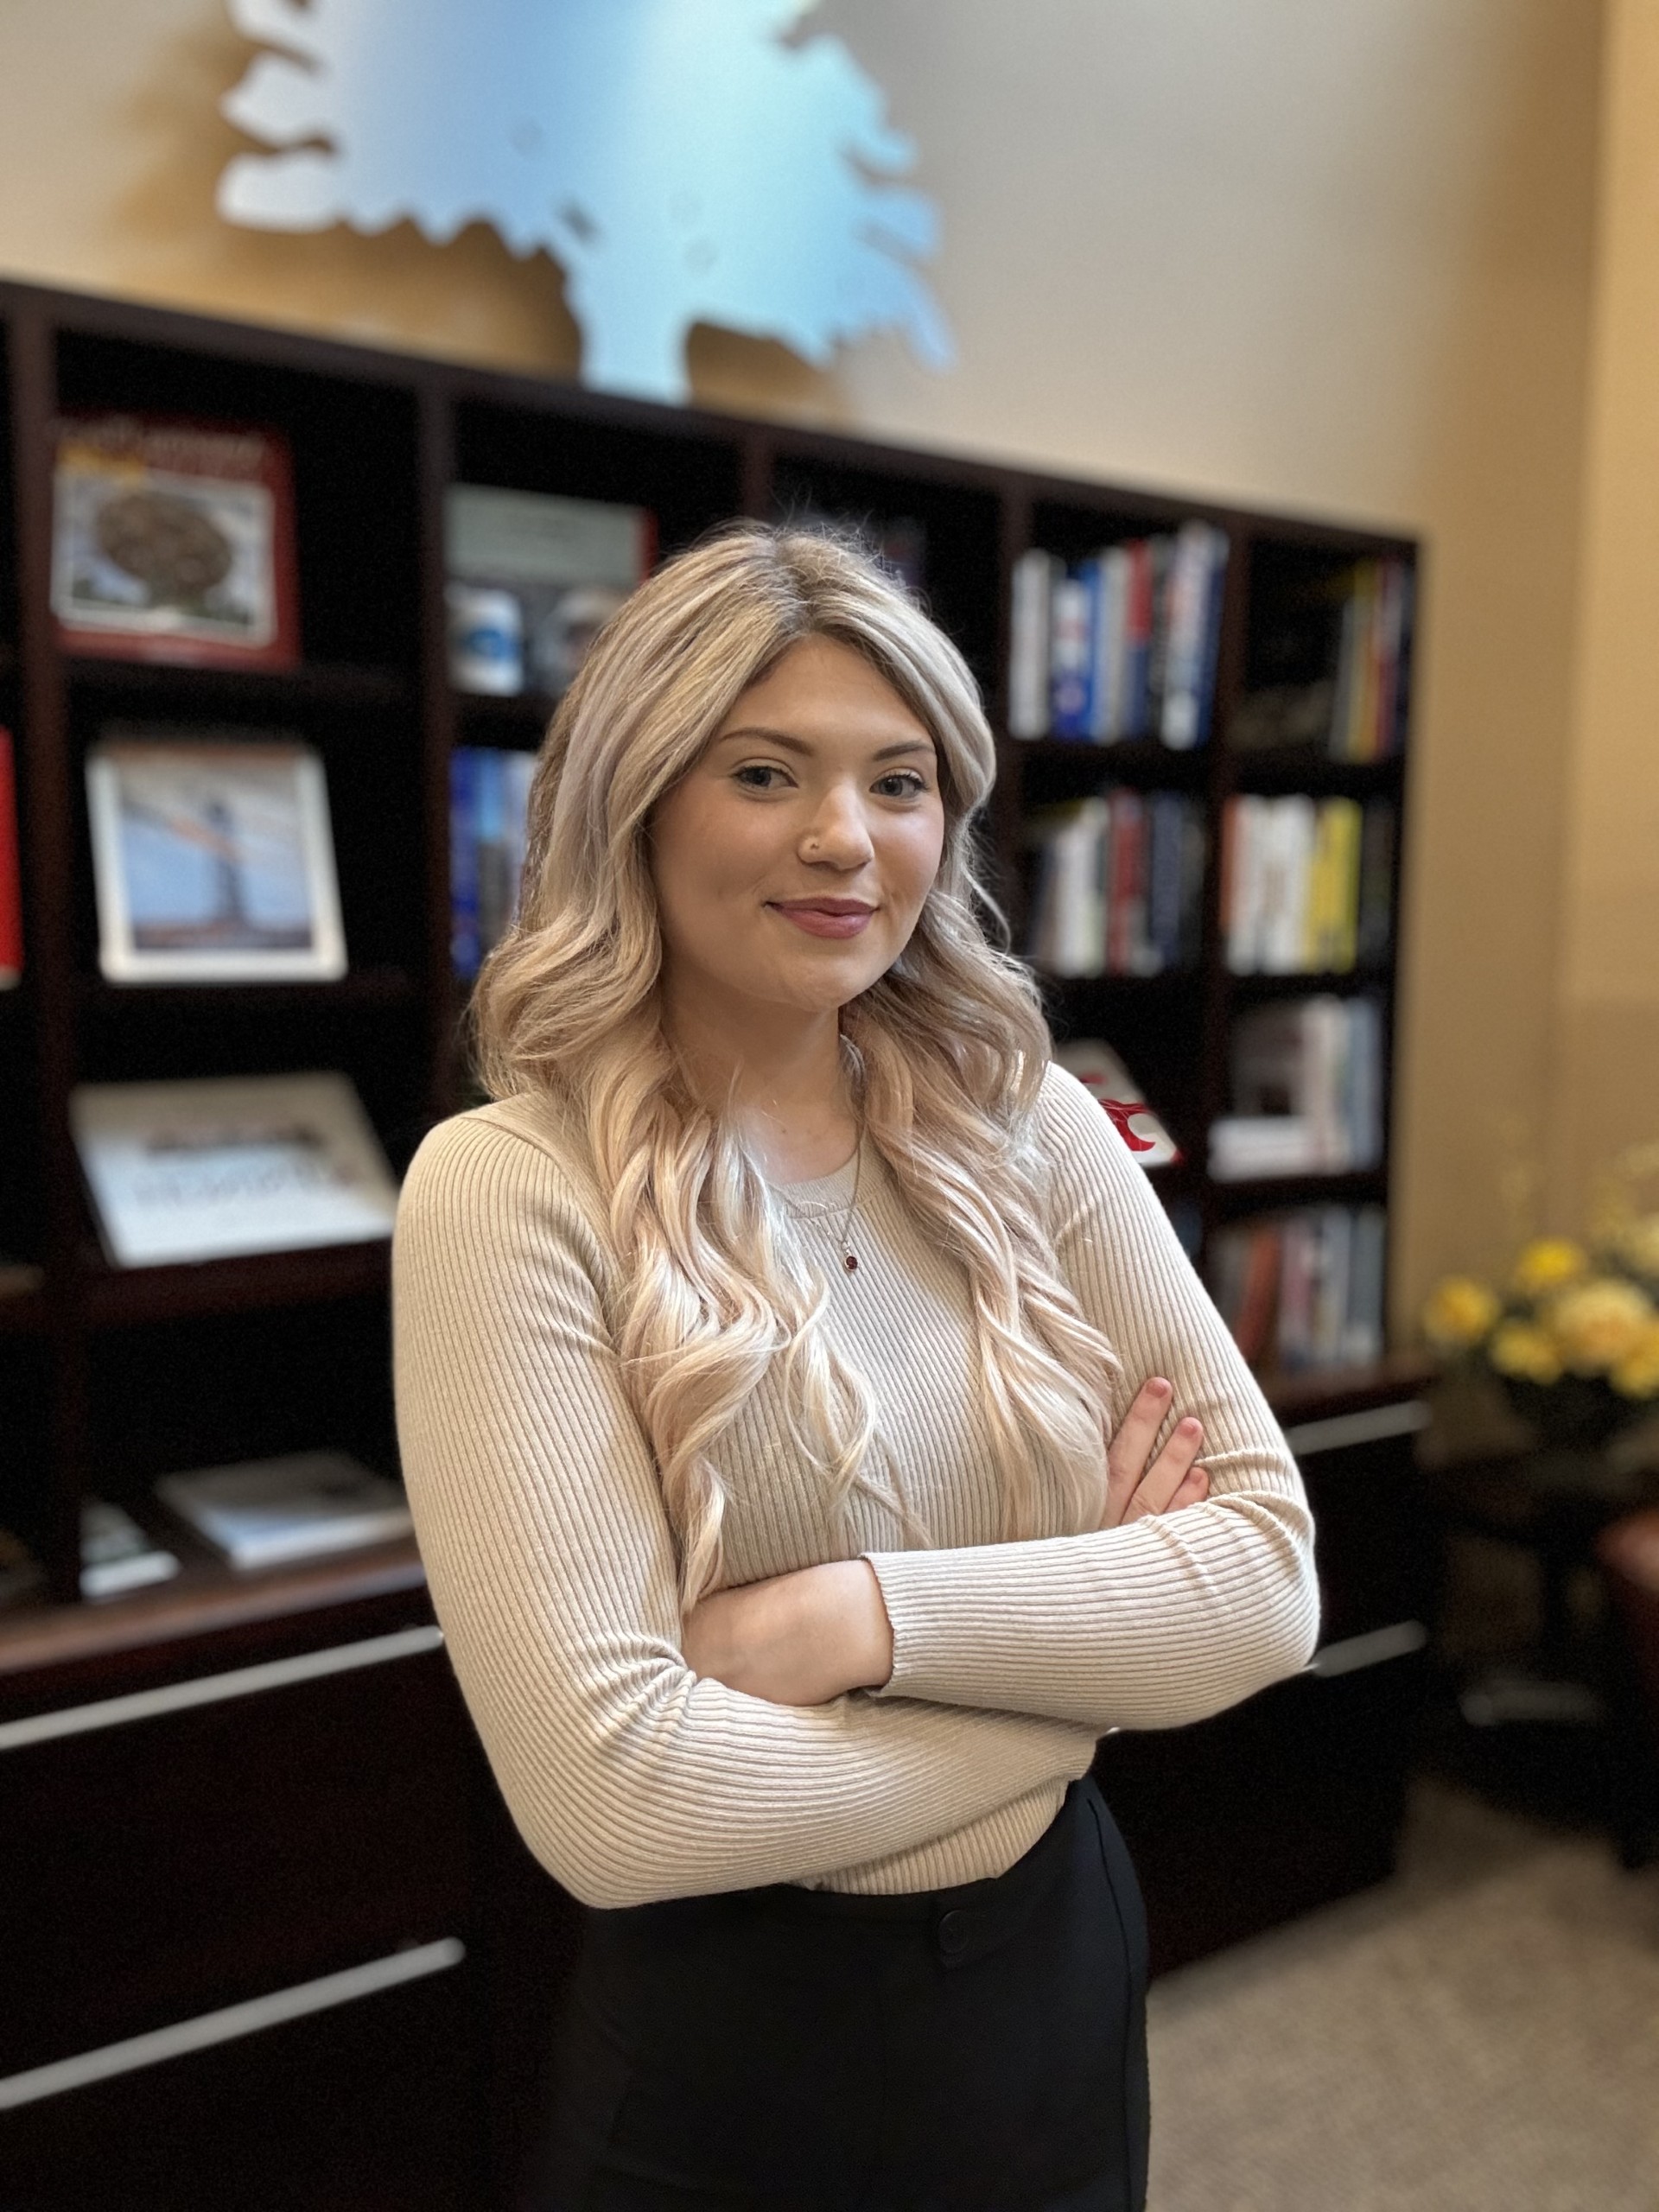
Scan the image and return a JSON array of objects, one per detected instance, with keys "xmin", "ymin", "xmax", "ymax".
[{"xmin": 473, "ymin": 523, "xmax": 1118, "ymax": 1604}]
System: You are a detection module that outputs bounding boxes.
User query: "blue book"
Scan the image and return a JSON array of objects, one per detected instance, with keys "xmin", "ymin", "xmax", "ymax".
[
  {"xmin": 449, "ymin": 747, "xmax": 481, "ymax": 980},
  {"xmin": 1049, "ymin": 572, "xmax": 1097, "ymax": 739}
]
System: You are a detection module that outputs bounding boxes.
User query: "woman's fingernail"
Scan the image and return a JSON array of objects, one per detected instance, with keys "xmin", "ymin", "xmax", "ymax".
[
  {"xmin": 1148, "ymin": 1377, "xmax": 1172, "ymax": 1397},
  {"xmin": 1179, "ymin": 1418, "xmax": 1202, "ymax": 1438}
]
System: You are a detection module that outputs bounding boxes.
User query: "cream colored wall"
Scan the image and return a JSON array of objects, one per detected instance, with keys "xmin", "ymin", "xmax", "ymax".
[
  {"xmin": 1551, "ymin": 0, "xmax": 1659, "ymax": 1235},
  {"xmin": 0, "ymin": 0, "xmax": 1609, "ymax": 1318}
]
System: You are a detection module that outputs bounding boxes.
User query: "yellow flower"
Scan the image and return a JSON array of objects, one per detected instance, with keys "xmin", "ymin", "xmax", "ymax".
[
  {"xmin": 1611, "ymin": 1320, "xmax": 1659, "ymax": 1400},
  {"xmin": 1510, "ymin": 1237, "xmax": 1590, "ymax": 1300},
  {"xmin": 1422, "ymin": 1275, "xmax": 1501, "ymax": 1351},
  {"xmin": 1614, "ymin": 1215, "xmax": 1659, "ymax": 1283},
  {"xmin": 1546, "ymin": 1277, "xmax": 1655, "ymax": 1375},
  {"xmin": 1488, "ymin": 1320, "xmax": 1563, "ymax": 1386}
]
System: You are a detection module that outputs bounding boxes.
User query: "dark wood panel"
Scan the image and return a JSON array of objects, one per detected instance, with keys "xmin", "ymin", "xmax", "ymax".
[
  {"xmin": 0, "ymin": 1956, "xmax": 480, "ymax": 2212},
  {"xmin": 0, "ymin": 1648, "xmax": 470, "ymax": 2075}
]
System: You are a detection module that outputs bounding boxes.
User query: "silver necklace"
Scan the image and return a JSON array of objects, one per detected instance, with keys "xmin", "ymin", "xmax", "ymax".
[{"xmin": 779, "ymin": 1140, "xmax": 864, "ymax": 1275}]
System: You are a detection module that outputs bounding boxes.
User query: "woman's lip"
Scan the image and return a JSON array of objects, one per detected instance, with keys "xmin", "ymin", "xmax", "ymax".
[{"xmin": 768, "ymin": 901, "xmax": 875, "ymax": 939}]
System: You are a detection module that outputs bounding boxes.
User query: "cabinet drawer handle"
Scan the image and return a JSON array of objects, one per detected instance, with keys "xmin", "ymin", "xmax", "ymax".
[
  {"xmin": 1307, "ymin": 1619, "xmax": 1428, "ymax": 1677},
  {"xmin": 0, "ymin": 1937, "xmax": 466, "ymax": 2111},
  {"xmin": 0, "ymin": 1624, "xmax": 445, "ymax": 1755},
  {"xmin": 1281, "ymin": 1402, "xmax": 1430, "ymax": 1457}
]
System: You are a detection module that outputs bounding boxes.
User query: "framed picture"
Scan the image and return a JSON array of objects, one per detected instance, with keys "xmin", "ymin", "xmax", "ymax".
[
  {"xmin": 70, "ymin": 1071, "xmax": 400, "ymax": 1268},
  {"xmin": 86, "ymin": 728, "xmax": 346, "ymax": 983},
  {"xmin": 50, "ymin": 412, "xmax": 299, "ymax": 670}
]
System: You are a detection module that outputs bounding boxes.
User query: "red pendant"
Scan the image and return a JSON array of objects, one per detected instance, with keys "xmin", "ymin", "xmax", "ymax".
[{"xmin": 843, "ymin": 1252, "xmax": 859, "ymax": 1274}]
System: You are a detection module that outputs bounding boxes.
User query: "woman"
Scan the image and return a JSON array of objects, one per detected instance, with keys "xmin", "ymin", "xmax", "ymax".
[{"xmin": 393, "ymin": 524, "xmax": 1319, "ymax": 2211}]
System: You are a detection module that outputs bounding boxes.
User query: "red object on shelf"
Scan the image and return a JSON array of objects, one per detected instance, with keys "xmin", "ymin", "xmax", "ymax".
[
  {"xmin": 0, "ymin": 728, "xmax": 21, "ymax": 984},
  {"xmin": 49, "ymin": 411, "xmax": 299, "ymax": 671}
]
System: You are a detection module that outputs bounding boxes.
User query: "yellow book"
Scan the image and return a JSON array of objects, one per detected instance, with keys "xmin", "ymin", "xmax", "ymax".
[{"xmin": 1324, "ymin": 798, "xmax": 1363, "ymax": 969}]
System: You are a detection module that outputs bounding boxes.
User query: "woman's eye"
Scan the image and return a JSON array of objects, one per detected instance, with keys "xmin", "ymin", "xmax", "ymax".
[
  {"xmin": 734, "ymin": 763, "xmax": 788, "ymax": 791},
  {"xmin": 874, "ymin": 771, "xmax": 927, "ymax": 798}
]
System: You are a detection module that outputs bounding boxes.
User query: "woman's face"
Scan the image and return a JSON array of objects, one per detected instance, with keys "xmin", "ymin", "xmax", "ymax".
[{"xmin": 649, "ymin": 634, "xmax": 946, "ymax": 1028}]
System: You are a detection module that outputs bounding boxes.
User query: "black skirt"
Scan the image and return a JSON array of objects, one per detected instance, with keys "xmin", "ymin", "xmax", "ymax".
[{"xmin": 528, "ymin": 1776, "xmax": 1150, "ymax": 2212}]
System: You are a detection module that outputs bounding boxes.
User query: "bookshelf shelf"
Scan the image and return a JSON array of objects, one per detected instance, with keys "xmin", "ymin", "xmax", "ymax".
[
  {"xmin": 66, "ymin": 658, "xmax": 416, "ymax": 712},
  {"xmin": 76, "ymin": 967, "xmax": 420, "ymax": 1016},
  {"xmin": 0, "ymin": 272, "xmax": 1415, "ymax": 1618},
  {"xmin": 79, "ymin": 1240, "xmax": 391, "ymax": 1330}
]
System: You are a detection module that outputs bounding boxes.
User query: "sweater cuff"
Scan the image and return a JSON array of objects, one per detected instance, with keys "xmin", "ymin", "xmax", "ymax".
[{"xmin": 861, "ymin": 1548, "xmax": 958, "ymax": 1702}]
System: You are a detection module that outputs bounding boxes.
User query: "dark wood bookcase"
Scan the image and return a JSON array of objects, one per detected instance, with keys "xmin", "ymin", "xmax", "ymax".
[{"xmin": 0, "ymin": 278, "xmax": 1433, "ymax": 2206}]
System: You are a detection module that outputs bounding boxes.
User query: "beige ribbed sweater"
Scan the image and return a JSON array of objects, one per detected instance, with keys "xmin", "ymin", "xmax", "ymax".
[{"xmin": 391, "ymin": 1064, "xmax": 1319, "ymax": 1910}]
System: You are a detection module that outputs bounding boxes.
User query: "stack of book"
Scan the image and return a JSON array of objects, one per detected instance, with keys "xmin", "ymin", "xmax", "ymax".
[
  {"xmin": 451, "ymin": 746, "xmax": 537, "ymax": 980},
  {"xmin": 1210, "ymin": 996, "xmax": 1383, "ymax": 1180},
  {"xmin": 1209, "ymin": 1205, "xmax": 1387, "ymax": 1372},
  {"xmin": 1025, "ymin": 791, "xmax": 1206, "ymax": 977},
  {"xmin": 1222, "ymin": 795, "xmax": 1395, "ymax": 974},
  {"xmin": 1008, "ymin": 522, "xmax": 1229, "ymax": 747}
]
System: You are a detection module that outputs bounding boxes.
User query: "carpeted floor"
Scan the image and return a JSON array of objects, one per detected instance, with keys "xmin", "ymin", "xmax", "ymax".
[{"xmin": 1145, "ymin": 1781, "xmax": 1659, "ymax": 2212}]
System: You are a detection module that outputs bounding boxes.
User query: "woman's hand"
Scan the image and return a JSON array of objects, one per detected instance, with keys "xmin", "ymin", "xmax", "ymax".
[
  {"xmin": 683, "ymin": 1381, "xmax": 1209, "ymax": 1706},
  {"xmin": 1100, "ymin": 1376, "xmax": 1210, "ymax": 1528},
  {"xmin": 682, "ymin": 1558, "xmax": 893, "ymax": 1708}
]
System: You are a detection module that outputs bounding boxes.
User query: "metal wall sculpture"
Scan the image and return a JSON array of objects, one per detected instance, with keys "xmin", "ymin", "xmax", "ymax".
[{"xmin": 218, "ymin": 0, "xmax": 954, "ymax": 403}]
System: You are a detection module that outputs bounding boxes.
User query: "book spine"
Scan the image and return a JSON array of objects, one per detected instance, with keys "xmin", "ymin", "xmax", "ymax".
[
  {"xmin": 1147, "ymin": 792, "xmax": 1182, "ymax": 972},
  {"xmin": 0, "ymin": 729, "xmax": 21, "ymax": 987},
  {"xmin": 1008, "ymin": 550, "xmax": 1056, "ymax": 738},
  {"xmin": 1179, "ymin": 800, "xmax": 1208, "ymax": 969},
  {"xmin": 1122, "ymin": 539, "xmax": 1154, "ymax": 738},
  {"xmin": 449, "ymin": 747, "xmax": 481, "ymax": 981},
  {"xmin": 1357, "ymin": 801, "xmax": 1396, "ymax": 967},
  {"xmin": 1049, "ymin": 574, "xmax": 1096, "ymax": 739}
]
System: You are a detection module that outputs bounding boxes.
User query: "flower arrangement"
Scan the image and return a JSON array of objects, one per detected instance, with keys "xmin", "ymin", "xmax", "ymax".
[{"xmin": 1422, "ymin": 1142, "xmax": 1659, "ymax": 1448}]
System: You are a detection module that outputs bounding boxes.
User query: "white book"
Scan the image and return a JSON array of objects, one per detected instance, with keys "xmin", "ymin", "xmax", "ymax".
[
  {"xmin": 1209, "ymin": 1116, "xmax": 1323, "ymax": 1179},
  {"xmin": 1301, "ymin": 995, "xmax": 1351, "ymax": 1168},
  {"xmin": 1009, "ymin": 550, "xmax": 1058, "ymax": 737},
  {"xmin": 1309, "ymin": 1206, "xmax": 1354, "ymax": 1367},
  {"xmin": 1344, "ymin": 998, "xmax": 1384, "ymax": 1169},
  {"xmin": 1050, "ymin": 799, "xmax": 1109, "ymax": 976},
  {"xmin": 80, "ymin": 1498, "xmax": 181, "ymax": 1601},
  {"xmin": 72, "ymin": 1071, "xmax": 399, "ymax": 1268},
  {"xmin": 156, "ymin": 1451, "xmax": 412, "ymax": 1571},
  {"xmin": 1225, "ymin": 796, "xmax": 1269, "ymax": 974},
  {"xmin": 1053, "ymin": 1039, "xmax": 1182, "ymax": 1169},
  {"xmin": 1259, "ymin": 797, "xmax": 1317, "ymax": 975},
  {"xmin": 1161, "ymin": 522, "xmax": 1224, "ymax": 749}
]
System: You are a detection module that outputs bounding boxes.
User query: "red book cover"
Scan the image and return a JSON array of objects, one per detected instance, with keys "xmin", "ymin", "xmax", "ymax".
[
  {"xmin": 0, "ymin": 728, "xmax": 21, "ymax": 984},
  {"xmin": 1106, "ymin": 789, "xmax": 1146, "ymax": 974},
  {"xmin": 50, "ymin": 412, "xmax": 299, "ymax": 670}
]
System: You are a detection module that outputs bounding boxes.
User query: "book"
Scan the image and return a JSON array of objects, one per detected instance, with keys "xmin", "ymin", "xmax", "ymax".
[
  {"xmin": 86, "ymin": 728, "xmax": 346, "ymax": 983},
  {"xmin": 0, "ymin": 728, "xmax": 20, "ymax": 986},
  {"xmin": 1211, "ymin": 995, "xmax": 1383, "ymax": 1179},
  {"xmin": 451, "ymin": 747, "xmax": 539, "ymax": 980},
  {"xmin": 1008, "ymin": 550, "xmax": 1060, "ymax": 737},
  {"xmin": 1053, "ymin": 1039, "xmax": 1183, "ymax": 1169},
  {"xmin": 1160, "ymin": 522, "xmax": 1229, "ymax": 749},
  {"xmin": 1209, "ymin": 1204, "xmax": 1387, "ymax": 1373},
  {"xmin": 1025, "ymin": 791, "xmax": 1205, "ymax": 977},
  {"xmin": 70, "ymin": 1071, "xmax": 399, "ymax": 1268},
  {"xmin": 155, "ymin": 1450, "xmax": 412, "ymax": 1571},
  {"xmin": 1222, "ymin": 794, "xmax": 1382, "ymax": 975},
  {"xmin": 444, "ymin": 485, "xmax": 653, "ymax": 700},
  {"xmin": 80, "ymin": 1498, "xmax": 181, "ymax": 1601},
  {"xmin": 1048, "ymin": 574, "xmax": 1096, "ymax": 738},
  {"xmin": 50, "ymin": 412, "xmax": 298, "ymax": 669}
]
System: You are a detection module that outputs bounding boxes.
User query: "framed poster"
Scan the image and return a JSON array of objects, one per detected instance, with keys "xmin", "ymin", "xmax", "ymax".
[{"xmin": 86, "ymin": 729, "xmax": 346, "ymax": 983}]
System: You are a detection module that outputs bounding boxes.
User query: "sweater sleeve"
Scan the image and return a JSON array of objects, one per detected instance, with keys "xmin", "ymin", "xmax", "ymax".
[
  {"xmin": 391, "ymin": 1112, "xmax": 1099, "ymax": 1910},
  {"xmin": 862, "ymin": 1064, "xmax": 1320, "ymax": 1732}
]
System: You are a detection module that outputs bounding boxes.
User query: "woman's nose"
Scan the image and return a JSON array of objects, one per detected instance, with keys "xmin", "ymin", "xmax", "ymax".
[{"xmin": 800, "ymin": 787, "xmax": 875, "ymax": 867}]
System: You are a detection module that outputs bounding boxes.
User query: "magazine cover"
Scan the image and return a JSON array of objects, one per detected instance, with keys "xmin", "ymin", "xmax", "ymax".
[
  {"xmin": 51, "ymin": 412, "xmax": 299, "ymax": 669},
  {"xmin": 71, "ymin": 1071, "xmax": 399, "ymax": 1268},
  {"xmin": 1053, "ymin": 1039, "xmax": 1183, "ymax": 1170},
  {"xmin": 444, "ymin": 484, "xmax": 652, "ymax": 699},
  {"xmin": 86, "ymin": 728, "xmax": 346, "ymax": 983}
]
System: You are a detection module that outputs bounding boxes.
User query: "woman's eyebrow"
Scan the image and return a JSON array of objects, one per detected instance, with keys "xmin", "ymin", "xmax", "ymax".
[{"xmin": 715, "ymin": 723, "xmax": 936, "ymax": 763}]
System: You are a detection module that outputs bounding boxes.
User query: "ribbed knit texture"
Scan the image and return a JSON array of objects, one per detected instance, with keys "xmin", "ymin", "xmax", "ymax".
[{"xmin": 391, "ymin": 1064, "xmax": 1319, "ymax": 1909}]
